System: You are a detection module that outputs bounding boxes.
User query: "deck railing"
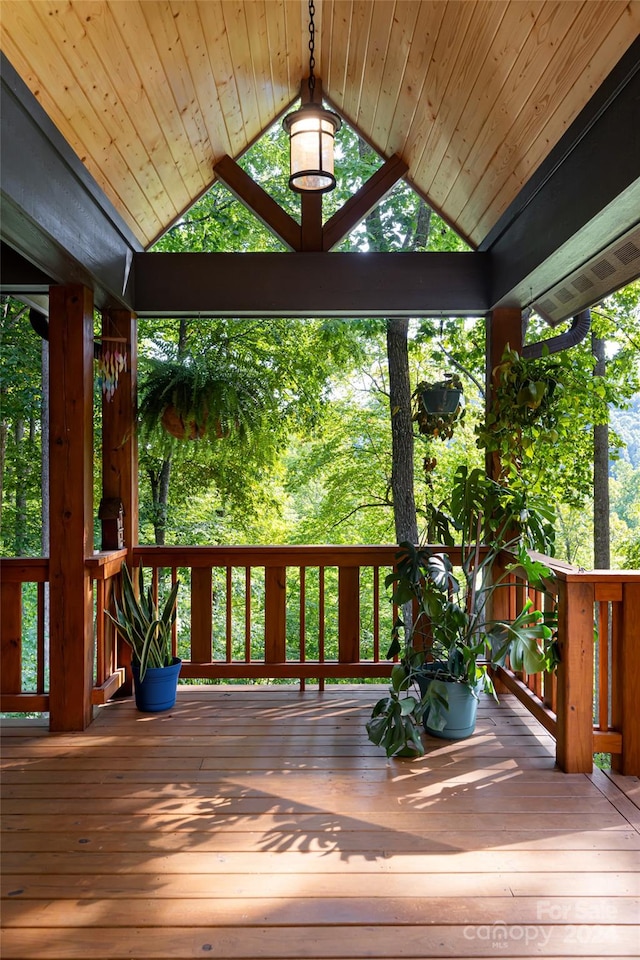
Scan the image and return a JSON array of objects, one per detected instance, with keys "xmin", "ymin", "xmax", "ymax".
[
  {"xmin": 1, "ymin": 546, "xmax": 639, "ymax": 773},
  {"xmin": 132, "ymin": 545, "xmax": 412, "ymax": 685}
]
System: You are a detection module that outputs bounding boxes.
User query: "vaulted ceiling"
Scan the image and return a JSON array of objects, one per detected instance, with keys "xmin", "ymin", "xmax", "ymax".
[{"xmin": 1, "ymin": 1, "xmax": 639, "ymax": 321}]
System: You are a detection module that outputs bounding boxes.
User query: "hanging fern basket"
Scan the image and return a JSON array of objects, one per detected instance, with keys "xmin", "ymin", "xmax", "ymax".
[{"xmin": 160, "ymin": 405, "xmax": 208, "ymax": 440}]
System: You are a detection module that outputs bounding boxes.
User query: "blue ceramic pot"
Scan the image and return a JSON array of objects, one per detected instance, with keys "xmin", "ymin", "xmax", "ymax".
[
  {"xmin": 417, "ymin": 667, "xmax": 478, "ymax": 739},
  {"xmin": 132, "ymin": 657, "xmax": 181, "ymax": 712}
]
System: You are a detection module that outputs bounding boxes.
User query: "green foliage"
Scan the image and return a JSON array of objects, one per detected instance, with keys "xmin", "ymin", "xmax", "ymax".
[
  {"xmin": 367, "ymin": 467, "xmax": 557, "ymax": 757},
  {"xmin": 0, "ymin": 298, "xmax": 45, "ymax": 556},
  {"xmin": 139, "ymin": 355, "xmax": 276, "ymax": 442},
  {"xmin": 477, "ymin": 345, "xmax": 574, "ymax": 484},
  {"xmin": 106, "ymin": 564, "xmax": 179, "ymax": 681}
]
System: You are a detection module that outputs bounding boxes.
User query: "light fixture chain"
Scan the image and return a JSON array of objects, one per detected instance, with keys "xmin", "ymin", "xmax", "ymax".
[{"xmin": 308, "ymin": 0, "xmax": 316, "ymax": 98}]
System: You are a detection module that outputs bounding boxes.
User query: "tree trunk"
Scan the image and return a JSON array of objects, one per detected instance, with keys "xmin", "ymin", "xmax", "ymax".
[
  {"xmin": 0, "ymin": 416, "xmax": 7, "ymax": 526},
  {"xmin": 148, "ymin": 459, "xmax": 172, "ymax": 546},
  {"xmin": 148, "ymin": 319, "xmax": 189, "ymax": 545},
  {"xmin": 592, "ymin": 334, "xmax": 610, "ymax": 569},
  {"xmin": 387, "ymin": 317, "xmax": 418, "ymax": 544},
  {"xmin": 362, "ymin": 178, "xmax": 429, "ymax": 546},
  {"xmin": 14, "ymin": 418, "xmax": 26, "ymax": 555}
]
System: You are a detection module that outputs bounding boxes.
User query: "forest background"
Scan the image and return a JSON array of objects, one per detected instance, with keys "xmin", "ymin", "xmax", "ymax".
[{"xmin": 1, "ymin": 118, "xmax": 639, "ymax": 570}]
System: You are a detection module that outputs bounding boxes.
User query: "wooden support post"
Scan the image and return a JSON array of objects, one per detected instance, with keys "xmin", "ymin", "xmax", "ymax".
[
  {"xmin": 101, "ymin": 308, "xmax": 138, "ymax": 556},
  {"xmin": 555, "ymin": 579, "xmax": 595, "ymax": 772},
  {"xmin": 48, "ymin": 284, "xmax": 95, "ymax": 731},
  {"xmin": 485, "ymin": 307, "xmax": 523, "ymax": 685},
  {"xmin": 618, "ymin": 582, "xmax": 640, "ymax": 775}
]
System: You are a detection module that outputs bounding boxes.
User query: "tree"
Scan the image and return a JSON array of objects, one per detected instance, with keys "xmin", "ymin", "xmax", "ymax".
[{"xmin": 0, "ymin": 298, "xmax": 44, "ymax": 556}]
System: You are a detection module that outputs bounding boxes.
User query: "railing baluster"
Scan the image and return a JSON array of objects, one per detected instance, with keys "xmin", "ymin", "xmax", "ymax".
[
  {"xmin": 1, "ymin": 581, "xmax": 22, "ymax": 693},
  {"xmin": 226, "ymin": 566, "xmax": 233, "ymax": 662},
  {"xmin": 37, "ymin": 581, "xmax": 46, "ymax": 694},
  {"xmin": 265, "ymin": 566, "xmax": 286, "ymax": 663},
  {"xmin": 338, "ymin": 566, "xmax": 360, "ymax": 662},
  {"xmin": 299, "ymin": 566, "xmax": 306, "ymax": 692},
  {"xmin": 95, "ymin": 578, "xmax": 106, "ymax": 685},
  {"xmin": 373, "ymin": 566, "xmax": 380, "ymax": 662},
  {"xmin": 611, "ymin": 594, "xmax": 623, "ymax": 739},
  {"xmin": 191, "ymin": 567, "xmax": 213, "ymax": 664},
  {"xmin": 597, "ymin": 599, "xmax": 610, "ymax": 732},
  {"xmin": 171, "ymin": 567, "xmax": 179, "ymax": 658},
  {"xmin": 319, "ymin": 566, "xmax": 325, "ymax": 691},
  {"xmin": 245, "ymin": 567, "xmax": 251, "ymax": 663}
]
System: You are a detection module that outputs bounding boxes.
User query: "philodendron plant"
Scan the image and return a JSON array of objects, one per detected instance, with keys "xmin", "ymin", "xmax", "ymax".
[
  {"xmin": 366, "ymin": 467, "xmax": 558, "ymax": 758},
  {"xmin": 106, "ymin": 563, "xmax": 180, "ymax": 681}
]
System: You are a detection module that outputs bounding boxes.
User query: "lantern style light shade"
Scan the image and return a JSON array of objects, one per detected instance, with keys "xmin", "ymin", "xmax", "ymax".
[{"xmin": 283, "ymin": 101, "xmax": 341, "ymax": 193}]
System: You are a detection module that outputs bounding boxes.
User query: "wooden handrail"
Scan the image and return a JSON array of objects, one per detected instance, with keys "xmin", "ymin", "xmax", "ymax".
[{"xmin": 1, "ymin": 547, "xmax": 639, "ymax": 774}]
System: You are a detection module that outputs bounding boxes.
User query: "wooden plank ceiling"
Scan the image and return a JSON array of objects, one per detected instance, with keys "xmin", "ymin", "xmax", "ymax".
[{"xmin": 1, "ymin": 0, "xmax": 638, "ymax": 250}]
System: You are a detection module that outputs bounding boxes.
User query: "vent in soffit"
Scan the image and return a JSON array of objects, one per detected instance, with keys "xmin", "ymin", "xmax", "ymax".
[{"xmin": 533, "ymin": 226, "xmax": 640, "ymax": 325}]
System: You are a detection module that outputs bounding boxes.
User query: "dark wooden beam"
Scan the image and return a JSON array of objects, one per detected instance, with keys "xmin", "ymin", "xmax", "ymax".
[
  {"xmin": 0, "ymin": 242, "xmax": 54, "ymax": 292},
  {"xmin": 213, "ymin": 154, "xmax": 301, "ymax": 251},
  {"xmin": 0, "ymin": 54, "xmax": 141, "ymax": 311},
  {"xmin": 485, "ymin": 38, "xmax": 640, "ymax": 316},
  {"xmin": 300, "ymin": 192, "xmax": 323, "ymax": 251},
  {"xmin": 322, "ymin": 154, "xmax": 409, "ymax": 251},
  {"xmin": 133, "ymin": 251, "xmax": 490, "ymax": 317}
]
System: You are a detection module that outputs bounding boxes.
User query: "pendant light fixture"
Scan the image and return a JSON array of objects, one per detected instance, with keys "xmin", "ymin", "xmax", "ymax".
[{"xmin": 283, "ymin": 0, "xmax": 341, "ymax": 193}]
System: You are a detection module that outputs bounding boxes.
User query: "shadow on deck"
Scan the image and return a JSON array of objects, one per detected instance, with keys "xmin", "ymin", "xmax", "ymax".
[{"xmin": 1, "ymin": 686, "xmax": 639, "ymax": 958}]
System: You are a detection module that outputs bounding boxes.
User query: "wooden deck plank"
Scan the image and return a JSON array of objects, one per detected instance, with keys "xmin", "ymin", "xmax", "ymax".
[
  {"xmin": 2, "ymin": 688, "xmax": 639, "ymax": 960},
  {"xmin": 2, "ymin": 924, "xmax": 639, "ymax": 958},
  {"xmin": 3, "ymin": 870, "xmax": 638, "ymax": 900},
  {"xmin": 3, "ymin": 895, "xmax": 639, "ymax": 926},
  {"xmin": 3, "ymin": 826, "xmax": 639, "ymax": 852}
]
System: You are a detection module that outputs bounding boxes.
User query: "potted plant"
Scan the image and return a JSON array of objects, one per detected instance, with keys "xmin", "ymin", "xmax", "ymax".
[
  {"xmin": 139, "ymin": 356, "xmax": 272, "ymax": 441},
  {"xmin": 412, "ymin": 374, "xmax": 465, "ymax": 544},
  {"xmin": 367, "ymin": 466, "xmax": 557, "ymax": 757},
  {"xmin": 106, "ymin": 562, "xmax": 181, "ymax": 712},
  {"xmin": 475, "ymin": 345, "xmax": 566, "ymax": 483},
  {"xmin": 414, "ymin": 374, "xmax": 463, "ymax": 425}
]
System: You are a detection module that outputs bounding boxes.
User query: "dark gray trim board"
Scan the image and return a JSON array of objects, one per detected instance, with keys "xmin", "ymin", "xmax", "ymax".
[
  {"xmin": 0, "ymin": 53, "xmax": 142, "ymax": 310},
  {"xmin": 486, "ymin": 37, "xmax": 640, "ymax": 312}
]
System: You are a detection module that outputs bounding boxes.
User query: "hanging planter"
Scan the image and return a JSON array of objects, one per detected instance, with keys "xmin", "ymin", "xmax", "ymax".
[
  {"xmin": 416, "ymin": 375, "xmax": 462, "ymax": 416},
  {"xmin": 419, "ymin": 385, "xmax": 461, "ymax": 415},
  {"xmin": 139, "ymin": 357, "xmax": 270, "ymax": 442},
  {"xmin": 412, "ymin": 375, "xmax": 464, "ymax": 439}
]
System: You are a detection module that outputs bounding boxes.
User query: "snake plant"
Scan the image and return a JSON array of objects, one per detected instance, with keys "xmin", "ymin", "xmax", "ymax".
[{"xmin": 106, "ymin": 563, "xmax": 180, "ymax": 681}]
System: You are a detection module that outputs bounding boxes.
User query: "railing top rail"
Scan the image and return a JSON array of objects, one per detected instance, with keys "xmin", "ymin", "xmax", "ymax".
[
  {"xmin": 526, "ymin": 550, "xmax": 640, "ymax": 583},
  {"xmin": 132, "ymin": 544, "xmax": 473, "ymax": 568},
  {"xmin": 0, "ymin": 557, "xmax": 49, "ymax": 582}
]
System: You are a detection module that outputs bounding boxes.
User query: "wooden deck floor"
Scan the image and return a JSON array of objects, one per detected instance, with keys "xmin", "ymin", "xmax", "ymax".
[{"xmin": 1, "ymin": 686, "xmax": 639, "ymax": 959}]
